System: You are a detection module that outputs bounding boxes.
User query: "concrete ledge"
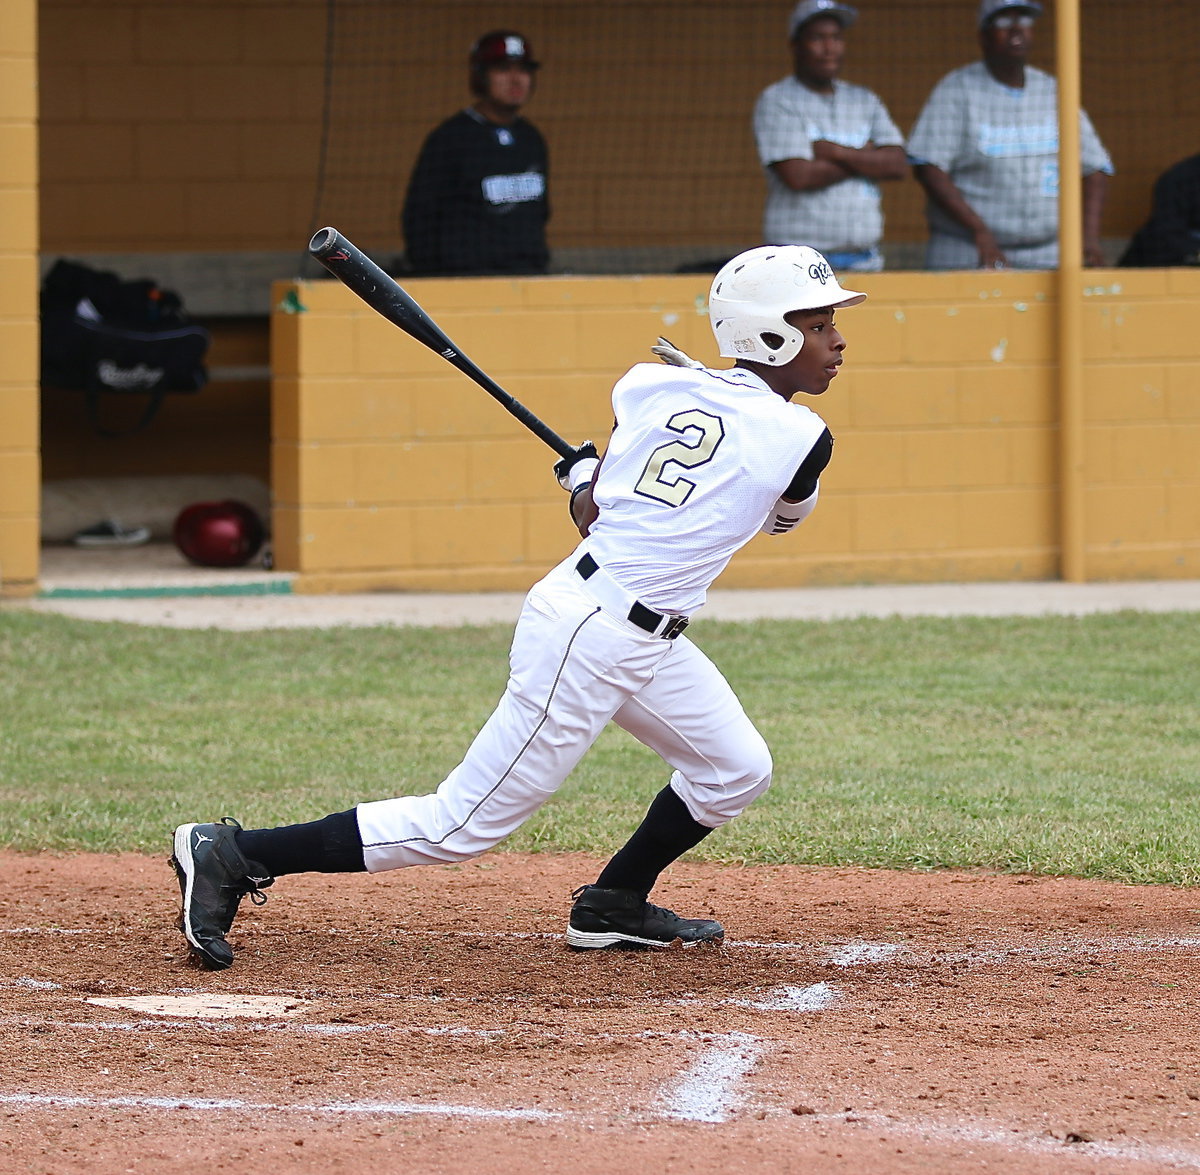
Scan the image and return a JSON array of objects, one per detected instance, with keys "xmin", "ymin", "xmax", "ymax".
[
  {"xmin": 9, "ymin": 578, "xmax": 1200, "ymax": 631},
  {"xmin": 37, "ymin": 541, "xmax": 291, "ymax": 598},
  {"xmin": 38, "ymin": 238, "xmax": 1139, "ymax": 318}
]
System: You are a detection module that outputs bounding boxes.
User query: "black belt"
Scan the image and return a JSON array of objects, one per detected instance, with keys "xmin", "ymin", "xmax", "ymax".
[{"xmin": 575, "ymin": 553, "xmax": 690, "ymax": 640}]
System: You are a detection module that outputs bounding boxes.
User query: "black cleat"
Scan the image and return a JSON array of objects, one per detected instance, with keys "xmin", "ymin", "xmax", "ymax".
[
  {"xmin": 566, "ymin": 885, "xmax": 724, "ymax": 951},
  {"xmin": 169, "ymin": 818, "xmax": 273, "ymax": 970}
]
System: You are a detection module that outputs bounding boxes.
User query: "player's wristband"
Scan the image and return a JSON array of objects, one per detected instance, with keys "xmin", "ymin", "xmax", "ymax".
[
  {"xmin": 760, "ymin": 487, "xmax": 818, "ymax": 535},
  {"xmin": 563, "ymin": 457, "xmax": 599, "ymax": 492}
]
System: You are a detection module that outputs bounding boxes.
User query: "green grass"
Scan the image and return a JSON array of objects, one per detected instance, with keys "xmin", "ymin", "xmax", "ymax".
[{"xmin": 2, "ymin": 609, "xmax": 1198, "ymax": 884}]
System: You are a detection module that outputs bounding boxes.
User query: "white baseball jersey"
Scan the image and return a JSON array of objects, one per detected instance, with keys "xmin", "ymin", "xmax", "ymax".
[
  {"xmin": 906, "ymin": 62, "xmax": 1113, "ymax": 249},
  {"xmin": 586, "ymin": 362, "xmax": 829, "ymax": 614},
  {"xmin": 753, "ymin": 76, "xmax": 904, "ymax": 253},
  {"xmin": 355, "ymin": 360, "xmax": 827, "ymax": 872}
]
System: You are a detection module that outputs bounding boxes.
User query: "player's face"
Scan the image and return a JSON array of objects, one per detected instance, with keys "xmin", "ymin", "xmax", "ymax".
[
  {"xmin": 780, "ymin": 308, "xmax": 846, "ymax": 397},
  {"xmin": 981, "ymin": 10, "xmax": 1035, "ymax": 64},
  {"xmin": 483, "ymin": 63, "xmax": 534, "ymax": 112},
  {"xmin": 791, "ymin": 18, "xmax": 846, "ymax": 90}
]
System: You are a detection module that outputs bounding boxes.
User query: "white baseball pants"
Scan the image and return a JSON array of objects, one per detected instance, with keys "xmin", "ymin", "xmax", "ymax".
[{"xmin": 356, "ymin": 553, "xmax": 772, "ymax": 872}]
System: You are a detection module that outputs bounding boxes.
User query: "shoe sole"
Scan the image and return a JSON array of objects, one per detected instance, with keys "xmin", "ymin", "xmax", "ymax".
[
  {"xmin": 565, "ymin": 926, "xmax": 723, "ymax": 951},
  {"xmin": 170, "ymin": 823, "xmax": 231, "ymax": 970},
  {"xmin": 73, "ymin": 533, "xmax": 150, "ymax": 547}
]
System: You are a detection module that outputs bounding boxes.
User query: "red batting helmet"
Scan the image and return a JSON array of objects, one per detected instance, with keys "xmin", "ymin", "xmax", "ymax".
[
  {"xmin": 469, "ymin": 30, "xmax": 539, "ymax": 93},
  {"xmin": 173, "ymin": 500, "xmax": 266, "ymax": 568}
]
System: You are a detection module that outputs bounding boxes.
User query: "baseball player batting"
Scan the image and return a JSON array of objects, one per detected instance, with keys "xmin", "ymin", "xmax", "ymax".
[{"xmin": 170, "ymin": 245, "xmax": 865, "ymax": 968}]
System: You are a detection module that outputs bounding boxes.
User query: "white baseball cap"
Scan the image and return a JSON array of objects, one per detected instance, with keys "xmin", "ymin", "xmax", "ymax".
[
  {"xmin": 977, "ymin": 0, "xmax": 1042, "ymax": 30},
  {"xmin": 788, "ymin": 0, "xmax": 858, "ymax": 40}
]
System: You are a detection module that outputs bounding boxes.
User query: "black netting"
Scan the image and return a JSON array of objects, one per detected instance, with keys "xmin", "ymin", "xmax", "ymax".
[{"xmin": 298, "ymin": 1, "xmax": 1200, "ymax": 276}]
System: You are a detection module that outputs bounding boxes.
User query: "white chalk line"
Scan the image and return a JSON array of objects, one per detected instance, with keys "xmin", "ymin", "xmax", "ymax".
[
  {"xmin": 6, "ymin": 925, "xmax": 1199, "ymax": 965},
  {"xmin": 0, "ymin": 928, "xmax": 88, "ymax": 935},
  {"xmin": 814, "ymin": 1109, "xmax": 1200, "ymax": 1172},
  {"xmin": 7, "ymin": 1091, "xmax": 1200, "ymax": 1164},
  {"xmin": 0, "ymin": 1091, "xmax": 559, "ymax": 1122},
  {"xmin": 1, "ymin": 1029, "xmax": 770, "ymax": 1128},
  {"xmin": 13, "ymin": 1083, "xmax": 1198, "ymax": 1164},
  {"xmin": 0, "ymin": 1031, "xmax": 766, "ymax": 1129},
  {"xmin": 729, "ymin": 982, "xmax": 840, "ymax": 1012},
  {"xmin": 658, "ymin": 1032, "xmax": 767, "ymax": 1123},
  {"xmin": 933, "ymin": 936, "xmax": 1200, "ymax": 966},
  {"xmin": 828, "ymin": 941, "xmax": 904, "ymax": 966}
]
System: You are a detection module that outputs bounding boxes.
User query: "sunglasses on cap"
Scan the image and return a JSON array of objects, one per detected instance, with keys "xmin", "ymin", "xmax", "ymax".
[{"xmin": 990, "ymin": 13, "xmax": 1035, "ymax": 28}]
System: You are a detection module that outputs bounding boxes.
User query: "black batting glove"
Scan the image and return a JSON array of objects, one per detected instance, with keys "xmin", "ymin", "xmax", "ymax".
[{"xmin": 554, "ymin": 440, "xmax": 599, "ymax": 491}]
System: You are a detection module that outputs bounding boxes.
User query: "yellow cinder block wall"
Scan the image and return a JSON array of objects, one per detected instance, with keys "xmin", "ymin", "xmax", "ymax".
[
  {"xmin": 272, "ymin": 271, "xmax": 1200, "ymax": 595},
  {"xmin": 0, "ymin": 0, "xmax": 40, "ymax": 597}
]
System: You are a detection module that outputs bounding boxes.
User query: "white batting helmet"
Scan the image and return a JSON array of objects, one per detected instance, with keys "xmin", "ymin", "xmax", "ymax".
[{"xmin": 708, "ymin": 246, "xmax": 866, "ymax": 365}]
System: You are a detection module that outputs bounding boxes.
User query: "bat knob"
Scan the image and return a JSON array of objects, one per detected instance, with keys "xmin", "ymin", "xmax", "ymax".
[{"xmin": 309, "ymin": 227, "xmax": 340, "ymax": 257}]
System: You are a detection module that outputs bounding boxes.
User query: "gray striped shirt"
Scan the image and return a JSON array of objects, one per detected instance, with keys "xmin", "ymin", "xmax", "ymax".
[
  {"xmin": 753, "ymin": 76, "xmax": 904, "ymax": 253},
  {"xmin": 906, "ymin": 62, "xmax": 1114, "ymax": 247}
]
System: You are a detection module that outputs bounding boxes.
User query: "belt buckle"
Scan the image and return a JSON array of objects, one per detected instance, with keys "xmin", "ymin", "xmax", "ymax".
[{"xmin": 661, "ymin": 615, "xmax": 689, "ymax": 640}]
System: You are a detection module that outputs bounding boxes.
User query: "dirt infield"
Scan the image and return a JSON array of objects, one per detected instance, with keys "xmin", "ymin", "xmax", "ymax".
[{"xmin": 3, "ymin": 850, "xmax": 1199, "ymax": 1174}]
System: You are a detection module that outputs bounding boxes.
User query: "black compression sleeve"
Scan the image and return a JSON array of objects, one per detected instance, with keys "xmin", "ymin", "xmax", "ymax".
[
  {"xmin": 593, "ymin": 786, "xmax": 712, "ymax": 896},
  {"xmin": 236, "ymin": 809, "xmax": 366, "ymax": 876},
  {"xmin": 782, "ymin": 427, "xmax": 834, "ymax": 501}
]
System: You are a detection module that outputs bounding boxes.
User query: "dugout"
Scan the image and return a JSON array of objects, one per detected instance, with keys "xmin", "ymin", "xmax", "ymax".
[{"xmin": 2, "ymin": 0, "xmax": 1199, "ymax": 597}]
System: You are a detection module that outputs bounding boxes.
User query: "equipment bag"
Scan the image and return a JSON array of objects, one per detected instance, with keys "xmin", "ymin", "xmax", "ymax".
[{"xmin": 40, "ymin": 259, "xmax": 211, "ymax": 437}]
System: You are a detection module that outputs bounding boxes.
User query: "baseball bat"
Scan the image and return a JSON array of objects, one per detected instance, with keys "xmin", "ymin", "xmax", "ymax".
[{"xmin": 307, "ymin": 226, "xmax": 574, "ymax": 458}]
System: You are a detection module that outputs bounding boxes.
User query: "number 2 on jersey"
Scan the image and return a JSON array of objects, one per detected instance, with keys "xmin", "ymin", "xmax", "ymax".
[{"xmin": 633, "ymin": 409, "xmax": 726, "ymax": 507}]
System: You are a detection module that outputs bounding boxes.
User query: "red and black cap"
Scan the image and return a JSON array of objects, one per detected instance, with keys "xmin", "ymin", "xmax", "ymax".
[{"xmin": 469, "ymin": 30, "xmax": 540, "ymax": 71}]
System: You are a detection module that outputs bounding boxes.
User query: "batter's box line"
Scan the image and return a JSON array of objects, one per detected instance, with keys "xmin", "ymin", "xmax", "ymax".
[
  {"xmin": 0, "ymin": 1031, "xmax": 772, "ymax": 1127},
  {"xmin": 9, "ymin": 1091, "xmax": 1200, "ymax": 1153},
  {"xmin": 9, "ymin": 923, "xmax": 1199, "ymax": 963},
  {"xmin": 931, "ymin": 935, "xmax": 1200, "ymax": 966},
  {"xmin": 0, "ymin": 1091, "xmax": 563, "ymax": 1122},
  {"xmin": 250, "ymin": 930, "xmax": 1198, "ymax": 967},
  {"xmin": 806, "ymin": 1108, "xmax": 1200, "ymax": 1172},
  {"xmin": 657, "ymin": 1031, "xmax": 766, "ymax": 1123}
]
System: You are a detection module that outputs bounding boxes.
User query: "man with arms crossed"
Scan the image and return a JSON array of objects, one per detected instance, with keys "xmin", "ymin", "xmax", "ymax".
[{"xmin": 753, "ymin": 0, "xmax": 906, "ymax": 272}]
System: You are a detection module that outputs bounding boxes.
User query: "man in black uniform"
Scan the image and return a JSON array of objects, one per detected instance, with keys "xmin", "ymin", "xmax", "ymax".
[{"xmin": 401, "ymin": 31, "xmax": 549, "ymax": 276}]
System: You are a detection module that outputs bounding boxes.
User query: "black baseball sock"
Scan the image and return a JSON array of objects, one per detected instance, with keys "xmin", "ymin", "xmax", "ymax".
[
  {"xmin": 235, "ymin": 808, "xmax": 366, "ymax": 876},
  {"xmin": 593, "ymin": 785, "xmax": 713, "ymax": 896}
]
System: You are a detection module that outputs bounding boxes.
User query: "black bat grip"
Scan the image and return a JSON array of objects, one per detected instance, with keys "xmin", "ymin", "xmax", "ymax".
[{"xmin": 306, "ymin": 227, "xmax": 575, "ymax": 459}]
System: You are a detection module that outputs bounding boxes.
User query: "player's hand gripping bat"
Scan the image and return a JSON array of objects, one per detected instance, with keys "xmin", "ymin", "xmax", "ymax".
[{"xmin": 307, "ymin": 227, "xmax": 578, "ymax": 460}]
